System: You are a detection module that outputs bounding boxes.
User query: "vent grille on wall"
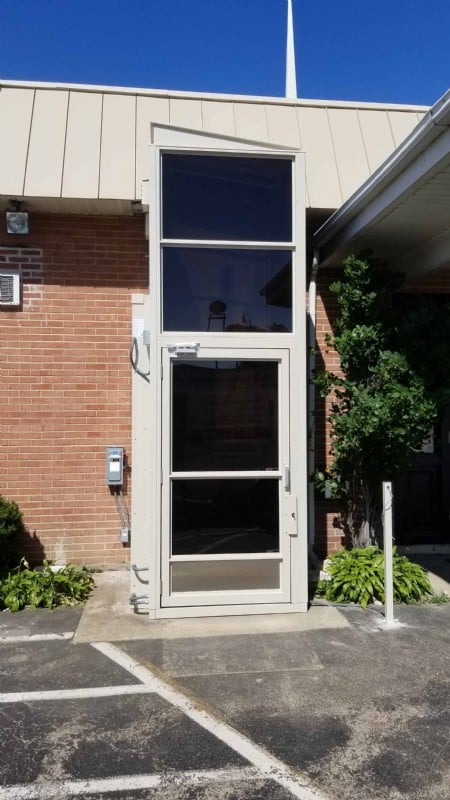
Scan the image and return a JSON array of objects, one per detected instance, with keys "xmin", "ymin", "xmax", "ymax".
[{"xmin": 0, "ymin": 269, "xmax": 21, "ymax": 307}]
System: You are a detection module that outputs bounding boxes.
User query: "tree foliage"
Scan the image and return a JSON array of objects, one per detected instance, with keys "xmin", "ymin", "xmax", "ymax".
[{"xmin": 316, "ymin": 254, "xmax": 450, "ymax": 546}]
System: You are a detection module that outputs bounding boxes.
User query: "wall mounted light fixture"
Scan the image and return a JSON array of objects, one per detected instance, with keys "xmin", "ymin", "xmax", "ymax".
[{"xmin": 6, "ymin": 200, "xmax": 29, "ymax": 235}]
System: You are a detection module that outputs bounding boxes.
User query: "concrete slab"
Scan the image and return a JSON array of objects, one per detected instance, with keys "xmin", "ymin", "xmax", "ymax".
[
  {"xmin": 121, "ymin": 632, "xmax": 323, "ymax": 678},
  {"xmin": 73, "ymin": 571, "xmax": 153, "ymax": 643},
  {"xmin": 0, "ymin": 640, "xmax": 137, "ymax": 692},
  {"xmin": 74, "ymin": 571, "xmax": 349, "ymax": 643},
  {"xmin": 0, "ymin": 694, "xmax": 246, "ymax": 786}
]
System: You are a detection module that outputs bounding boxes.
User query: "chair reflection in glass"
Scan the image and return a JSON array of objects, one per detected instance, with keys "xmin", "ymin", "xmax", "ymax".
[{"xmin": 207, "ymin": 300, "xmax": 226, "ymax": 331}]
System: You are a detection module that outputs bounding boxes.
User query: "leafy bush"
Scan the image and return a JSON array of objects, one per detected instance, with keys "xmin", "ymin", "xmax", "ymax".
[
  {"xmin": 0, "ymin": 495, "xmax": 25, "ymax": 573},
  {"xmin": 0, "ymin": 561, "xmax": 94, "ymax": 612},
  {"xmin": 317, "ymin": 547, "xmax": 433, "ymax": 608}
]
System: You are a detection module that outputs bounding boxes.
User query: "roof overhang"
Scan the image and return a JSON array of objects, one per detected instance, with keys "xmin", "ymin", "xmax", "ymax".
[
  {"xmin": 0, "ymin": 196, "xmax": 140, "ymax": 216},
  {"xmin": 314, "ymin": 89, "xmax": 450, "ymax": 279},
  {"xmin": 0, "ymin": 79, "xmax": 428, "ymax": 215}
]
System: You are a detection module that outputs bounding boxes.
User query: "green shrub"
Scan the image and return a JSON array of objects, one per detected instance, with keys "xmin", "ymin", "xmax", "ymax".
[
  {"xmin": 0, "ymin": 495, "xmax": 25, "ymax": 573},
  {"xmin": 0, "ymin": 561, "xmax": 94, "ymax": 612},
  {"xmin": 317, "ymin": 546, "xmax": 433, "ymax": 608}
]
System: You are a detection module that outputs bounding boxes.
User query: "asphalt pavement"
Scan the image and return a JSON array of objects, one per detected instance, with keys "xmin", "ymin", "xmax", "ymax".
[{"xmin": 0, "ymin": 589, "xmax": 449, "ymax": 799}]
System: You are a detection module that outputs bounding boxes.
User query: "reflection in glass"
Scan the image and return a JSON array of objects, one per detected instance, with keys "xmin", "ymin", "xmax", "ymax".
[
  {"xmin": 171, "ymin": 560, "xmax": 280, "ymax": 592},
  {"xmin": 171, "ymin": 479, "xmax": 279, "ymax": 555},
  {"xmin": 163, "ymin": 248, "xmax": 292, "ymax": 332},
  {"xmin": 172, "ymin": 360, "xmax": 278, "ymax": 472},
  {"xmin": 162, "ymin": 154, "xmax": 292, "ymax": 242}
]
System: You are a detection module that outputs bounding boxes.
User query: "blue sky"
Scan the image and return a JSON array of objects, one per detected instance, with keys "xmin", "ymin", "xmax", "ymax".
[{"xmin": 1, "ymin": 1, "xmax": 448, "ymax": 105}]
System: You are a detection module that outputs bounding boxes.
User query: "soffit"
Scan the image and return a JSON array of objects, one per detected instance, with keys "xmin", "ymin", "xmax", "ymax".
[
  {"xmin": 0, "ymin": 81, "xmax": 426, "ymax": 213},
  {"xmin": 316, "ymin": 132, "xmax": 450, "ymax": 278},
  {"xmin": 368, "ymin": 158, "xmax": 450, "ymax": 275}
]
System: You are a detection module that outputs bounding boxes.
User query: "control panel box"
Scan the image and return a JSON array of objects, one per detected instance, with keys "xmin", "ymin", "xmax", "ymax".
[{"xmin": 106, "ymin": 446, "xmax": 124, "ymax": 486}]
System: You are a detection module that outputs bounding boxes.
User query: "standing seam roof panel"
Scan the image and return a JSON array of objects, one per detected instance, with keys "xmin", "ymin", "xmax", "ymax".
[
  {"xmin": 169, "ymin": 98, "xmax": 203, "ymax": 128},
  {"xmin": 62, "ymin": 91, "xmax": 102, "ymax": 198},
  {"xmin": 388, "ymin": 110, "xmax": 424, "ymax": 147},
  {"xmin": 265, "ymin": 104, "xmax": 301, "ymax": 147},
  {"xmin": 328, "ymin": 107, "xmax": 370, "ymax": 202},
  {"xmin": 233, "ymin": 102, "xmax": 269, "ymax": 141},
  {"xmin": 99, "ymin": 93, "xmax": 136, "ymax": 200},
  {"xmin": 357, "ymin": 109, "xmax": 396, "ymax": 174},
  {"xmin": 201, "ymin": 100, "xmax": 236, "ymax": 136},
  {"xmin": 297, "ymin": 105, "xmax": 342, "ymax": 208},
  {"xmin": 24, "ymin": 89, "xmax": 69, "ymax": 197},
  {"xmin": 0, "ymin": 87, "xmax": 34, "ymax": 196}
]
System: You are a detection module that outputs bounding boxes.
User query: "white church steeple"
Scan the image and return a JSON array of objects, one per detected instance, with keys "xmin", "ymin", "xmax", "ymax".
[{"xmin": 285, "ymin": 0, "xmax": 298, "ymax": 98}]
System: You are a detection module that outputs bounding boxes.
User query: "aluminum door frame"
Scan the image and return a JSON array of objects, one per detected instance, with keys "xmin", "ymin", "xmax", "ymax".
[{"xmin": 160, "ymin": 347, "xmax": 292, "ymax": 609}]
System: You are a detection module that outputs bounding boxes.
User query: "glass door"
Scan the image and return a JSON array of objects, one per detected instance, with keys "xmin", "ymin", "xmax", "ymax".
[{"xmin": 161, "ymin": 348, "xmax": 291, "ymax": 607}]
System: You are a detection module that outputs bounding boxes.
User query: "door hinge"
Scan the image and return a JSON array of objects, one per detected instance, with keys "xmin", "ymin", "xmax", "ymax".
[{"xmin": 160, "ymin": 580, "xmax": 163, "ymax": 595}]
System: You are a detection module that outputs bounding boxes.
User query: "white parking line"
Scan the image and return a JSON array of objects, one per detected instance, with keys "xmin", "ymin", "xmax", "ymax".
[
  {"xmin": 93, "ymin": 641, "xmax": 330, "ymax": 800},
  {"xmin": 0, "ymin": 684, "xmax": 153, "ymax": 704},
  {"xmin": 0, "ymin": 766, "xmax": 258, "ymax": 799},
  {"xmin": 0, "ymin": 632, "xmax": 74, "ymax": 643}
]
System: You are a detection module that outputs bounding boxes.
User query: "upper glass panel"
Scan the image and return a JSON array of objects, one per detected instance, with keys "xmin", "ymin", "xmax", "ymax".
[
  {"xmin": 163, "ymin": 247, "xmax": 292, "ymax": 333},
  {"xmin": 172, "ymin": 360, "xmax": 278, "ymax": 472},
  {"xmin": 162, "ymin": 154, "xmax": 292, "ymax": 242}
]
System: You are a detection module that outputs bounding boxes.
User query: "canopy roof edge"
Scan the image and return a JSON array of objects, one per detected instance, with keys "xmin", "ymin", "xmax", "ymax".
[{"xmin": 314, "ymin": 89, "xmax": 450, "ymax": 272}]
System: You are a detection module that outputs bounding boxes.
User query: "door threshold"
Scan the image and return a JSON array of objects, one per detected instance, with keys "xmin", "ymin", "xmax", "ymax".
[{"xmin": 151, "ymin": 601, "xmax": 308, "ymax": 620}]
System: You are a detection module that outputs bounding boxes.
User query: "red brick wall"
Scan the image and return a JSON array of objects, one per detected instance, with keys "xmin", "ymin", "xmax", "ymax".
[
  {"xmin": 312, "ymin": 269, "xmax": 346, "ymax": 556},
  {"xmin": 1, "ymin": 214, "xmax": 147, "ymax": 566}
]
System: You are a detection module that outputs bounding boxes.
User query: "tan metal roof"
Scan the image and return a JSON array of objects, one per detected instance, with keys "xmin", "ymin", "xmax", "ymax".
[{"xmin": 0, "ymin": 79, "xmax": 428, "ymax": 211}]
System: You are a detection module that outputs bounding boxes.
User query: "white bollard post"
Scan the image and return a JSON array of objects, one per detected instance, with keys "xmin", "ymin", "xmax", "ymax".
[{"xmin": 382, "ymin": 481, "xmax": 395, "ymax": 624}]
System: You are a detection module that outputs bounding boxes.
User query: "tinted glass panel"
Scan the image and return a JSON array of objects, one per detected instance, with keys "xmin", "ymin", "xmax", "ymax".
[
  {"xmin": 163, "ymin": 248, "xmax": 292, "ymax": 332},
  {"xmin": 171, "ymin": 560, "xmax": 280, "ymax": 592},
  {"xmin": 173, "ymin": 360, "xmax": 278, "ymax": 471},
  {"xmin": 162, "ymin": 154, "xmax": 292, "ymax": 241},
  {"xmin": 172, "ymin": 479, "xmax": 279, "ymax": 555}
]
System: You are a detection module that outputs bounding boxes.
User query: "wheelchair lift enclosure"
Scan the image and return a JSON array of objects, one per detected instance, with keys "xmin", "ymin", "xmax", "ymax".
[{"xmin": 130, "ymin": 124, "xmax": 309, "ymax": 617}]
